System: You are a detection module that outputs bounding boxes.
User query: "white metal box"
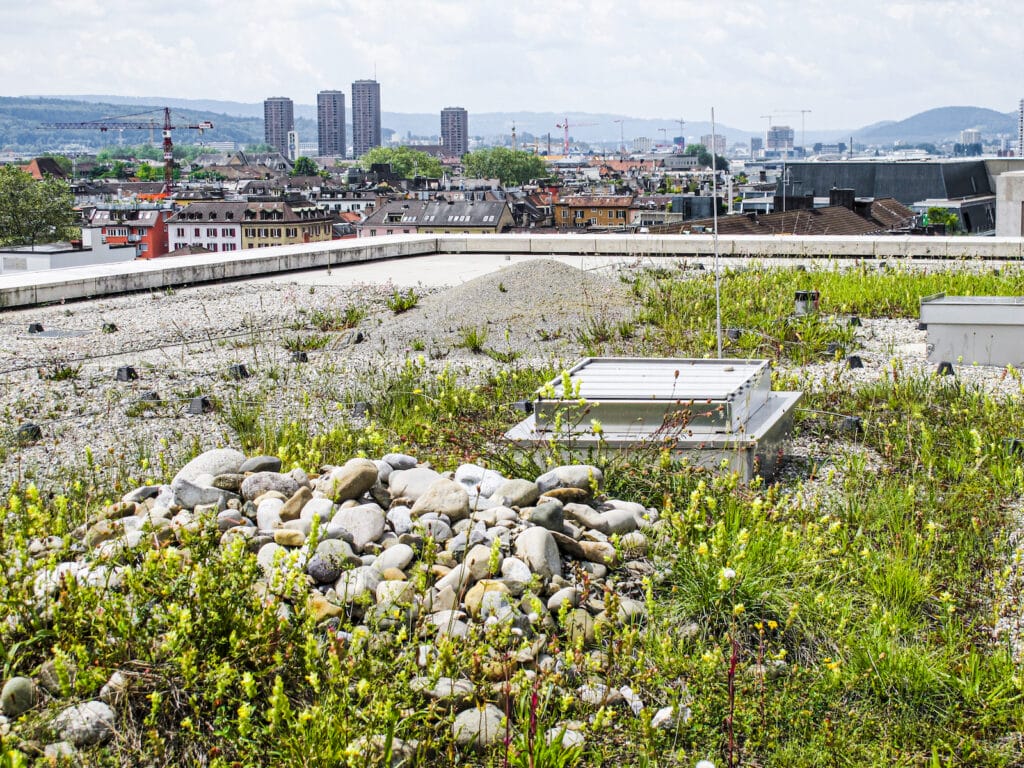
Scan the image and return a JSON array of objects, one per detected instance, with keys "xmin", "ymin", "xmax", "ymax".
[{"xmin": 920, "ymin": 293, "xmax": 1024, "ymax": 367}]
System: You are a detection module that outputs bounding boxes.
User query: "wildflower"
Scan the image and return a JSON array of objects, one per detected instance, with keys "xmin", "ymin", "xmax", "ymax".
[{"xmin": 733, "ymin": 603, "xmax": 745, "ymax": 616}]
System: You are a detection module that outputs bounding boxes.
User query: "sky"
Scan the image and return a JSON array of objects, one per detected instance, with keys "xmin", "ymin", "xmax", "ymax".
[{"xmin": 1, "ymin": 0, "xmax": 1021, "ymax": 132}]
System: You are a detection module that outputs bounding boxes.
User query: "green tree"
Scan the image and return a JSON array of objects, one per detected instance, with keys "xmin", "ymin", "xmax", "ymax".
[
  {"xmin": 291, "ymin": 156, "xmax": 319, "ymax": 176},
  {"xmin": 926, "ymin": 206, "xmax": 960, "ymax": 233},
  {"xmin": 358, "ymin": 146, "xmax": 443, "ymax": 179},
  {"xmin": 461, "ymin": 147, "xmax": 549, "ymax": 185},
  {"xmin": 0, "ymin": 166, "xmax": 77, "ymax": 248},
  {"xmin": 41, "ymin": 155, "xmax": 73, "ymax": 176},
  {"xmin": 683, "ymin": 143, "xmax": 729, "ymax": 172}
]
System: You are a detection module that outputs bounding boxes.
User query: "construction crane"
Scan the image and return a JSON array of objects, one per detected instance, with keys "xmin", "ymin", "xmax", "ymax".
[
  {"xmin": 555, "ymin": 117, "xmax": 598, "ymax": 154},
  {"xmin": 612, "ymin": 119, "xmax": 626, "ymax": 155},
  {"xmin": 44, "ymin": 107, "xmax": 213, "ymax": 190}
]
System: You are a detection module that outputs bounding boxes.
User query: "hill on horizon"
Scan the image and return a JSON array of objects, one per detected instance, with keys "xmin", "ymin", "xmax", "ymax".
[
  {"xmin": 1, "ymin": 96, "xmax": 1018, "ymax": 153},
  {"xmin": 854, "ymin": 106, "xmax": 1016, "ymax": 144}
]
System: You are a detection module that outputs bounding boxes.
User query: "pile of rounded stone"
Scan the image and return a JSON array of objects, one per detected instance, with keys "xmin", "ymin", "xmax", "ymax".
[{"xmin": 19, "ymin": 448, "xmax": 677, "ymax": 755}]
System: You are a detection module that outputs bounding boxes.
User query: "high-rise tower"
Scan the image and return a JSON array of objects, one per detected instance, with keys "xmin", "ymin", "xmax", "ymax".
[
  {"xmin": 351, "ymin": 80, "xmax": 382, "ymax": 159},
  {"xmin": 317, "ymin": 90, "xmax": 346, "ymax": 158},
  {"xmin": 440, "ymin": 106, "xmax": 469, "ymax": 158},
  {"xmin": 263, "ymin": 97, "xmax": 294, "ymax": 156}
]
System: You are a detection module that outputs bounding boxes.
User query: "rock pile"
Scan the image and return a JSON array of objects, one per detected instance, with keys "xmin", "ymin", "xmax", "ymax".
[{"xmin": 14, "ymin": 448, "xmax": 674, "ymax": 756}]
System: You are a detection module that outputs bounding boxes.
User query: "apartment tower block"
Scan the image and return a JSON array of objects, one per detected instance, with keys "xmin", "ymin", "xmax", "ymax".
[
  {"xmin": 263, "ymin": 97, "xmax": 294, "ymax": 156},
  {"xmin": 351, "ymin": 79, "xmax": 381, "ymax": 158},
  {"xmin": 317, "ymin": 90, "xmax": 347, "ymax": 157}
]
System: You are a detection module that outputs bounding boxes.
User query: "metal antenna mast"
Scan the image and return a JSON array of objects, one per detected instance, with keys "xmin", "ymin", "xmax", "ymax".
[{"xmin": 711, "ymin": 107, "xmax": 722, "ymax": 358}]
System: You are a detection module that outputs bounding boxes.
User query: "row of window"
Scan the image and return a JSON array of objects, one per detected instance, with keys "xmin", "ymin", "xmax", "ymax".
[
  {"xmin": 172, "ymin": 242, "xmax": 238, "ymax": 252},
  {"xmin": 175, "ymin": 227, "xmax": 236, "ymax": 238},
  {"xmin": 562, "ymin": 210, "xmax": 627, "ymax": 219}
]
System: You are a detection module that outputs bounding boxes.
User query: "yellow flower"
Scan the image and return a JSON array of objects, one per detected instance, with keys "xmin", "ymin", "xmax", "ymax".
[{"xmin": 733, "ymin": 603, "xmax": 745, "ymax": 616}]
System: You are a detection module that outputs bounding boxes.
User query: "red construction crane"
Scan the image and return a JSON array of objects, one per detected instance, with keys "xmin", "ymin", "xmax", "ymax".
[
  {"xmin": 555, "ymin": 117, "xmax": 598, "ymax": 154},
  {"xmin": 44, "ymin": 107, "xmax": 213, "ymax": 191}
]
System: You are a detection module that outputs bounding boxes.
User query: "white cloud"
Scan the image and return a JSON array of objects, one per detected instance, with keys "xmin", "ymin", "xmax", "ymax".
[{"xmin": 0, "ymin": 0, "xmax": 1020, "ymax": 131}]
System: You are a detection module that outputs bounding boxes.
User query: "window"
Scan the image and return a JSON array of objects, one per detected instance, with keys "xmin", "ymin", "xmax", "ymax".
[
  {"xmin": 206, "ymin": 228, "xmax": 217, "ymax": 237},
  {"xmin": 221, "ymin": 228, "xmax": 234, "ymax": 237},
  {"xmin": 139, "ymin": 243, "xmax": 148, "ymax": 252},
  {"xmin": 210, "ymin": 243, "xmax": 218, "ymax": 252},
  {"xmin": 176, "ymin": 227, "xmax": 184, "ymax": 236},
  {"xmin": 223, "ymin": 243, "xmax": 237, "ymax": 252},
  {"xmin": 194, "ymin": 228, "xmax": 200, "ymax": 237}
]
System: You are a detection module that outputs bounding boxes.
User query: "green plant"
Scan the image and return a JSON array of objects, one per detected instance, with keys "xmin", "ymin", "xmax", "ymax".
[
  {"xmin": 386, "ymin": 288, "xmax": 420, "ymax": 314},
  {"xmin": 457, "ymin": 325, "xmax": 489, "ymax": 353},
  {"xmin": 308, "ymin": 305, "xmax": 365, "ymax": 332},
  {"xmin": 38, "ymin": 359, "xmax": 81, "ymax": 381},
  {"xmin": 282, "ymin": 332, "xmax": 331, "ymax": 352}
]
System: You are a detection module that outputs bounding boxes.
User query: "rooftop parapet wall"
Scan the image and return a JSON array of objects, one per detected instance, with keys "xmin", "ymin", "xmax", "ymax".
[{"xmin": 2, "ymin": 234, "xmax": 1023, "ymax": 309}]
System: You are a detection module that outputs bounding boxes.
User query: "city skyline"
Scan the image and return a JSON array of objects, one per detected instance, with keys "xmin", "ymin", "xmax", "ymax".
[{"xmin": 2, "ymin": 0, "xmax": 1021, "ymax": 131}]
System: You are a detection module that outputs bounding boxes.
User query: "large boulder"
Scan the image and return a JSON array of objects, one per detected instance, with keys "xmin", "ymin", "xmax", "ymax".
[
  {"xmin": 410, "ymin": 478, "xmax": 470, "ymax": 522},
  {"xmin": 53, "ymin": 700, "xmax": 116, "ymax": 747},
  {"xmin": 321, "ymin": 459, "xmax": 379, "ymax": 502},
  {"xmin": 172, "ymin": 448, "xmax": 245, "ymax": 486}
]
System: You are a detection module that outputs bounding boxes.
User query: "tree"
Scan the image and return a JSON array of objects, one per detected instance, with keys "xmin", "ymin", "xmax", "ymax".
[
  {"xmin": 462, "ymin": 148, "xmax": 549, "ymax": 186},
  {"xmin": 925, "ymin": 206, "xmax": 960, "ymax": 233},
  {"xmin": 683, "ymin": 144, "xmax": 729, "ymax": 172},
  {"xmin": 359, "ymin": 146, "xmax": 443, "ymax": 179},
  {"xmin": 41, "ymin": 155, "xmax": 73, "ymax": 176},
  {"xmin": 291, "ymin": 156, "xmax": 319, "ymax": 176},
  {"xmin": 0, "ymin": 166, "xmax": 77, "ymax": 248}
]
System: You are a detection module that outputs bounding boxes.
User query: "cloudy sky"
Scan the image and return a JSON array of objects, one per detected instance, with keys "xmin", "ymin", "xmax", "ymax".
[{"xmin": 1, "ymin": 0, "xmax": 1019, "ymax": 131}]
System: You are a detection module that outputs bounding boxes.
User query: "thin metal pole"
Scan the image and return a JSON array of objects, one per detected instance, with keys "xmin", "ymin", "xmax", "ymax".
[{"xmin": 711, "ymin": 108, "xmax": 722, "ymax": 358}]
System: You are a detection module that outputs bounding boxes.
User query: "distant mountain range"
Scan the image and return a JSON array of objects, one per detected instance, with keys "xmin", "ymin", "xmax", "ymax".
[{"xmin": 0, "ymin": 95, "xmax": 1018, "ymax": 153}]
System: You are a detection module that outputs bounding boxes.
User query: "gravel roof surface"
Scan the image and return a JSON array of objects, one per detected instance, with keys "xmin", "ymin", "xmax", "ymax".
[
  {"xmin": 1, "ymin": 256, "xmax": 1020, "ymax": 494},
  {"xmin": 0, "ymin": 259, "xmax": 634, "ymax": 489}
]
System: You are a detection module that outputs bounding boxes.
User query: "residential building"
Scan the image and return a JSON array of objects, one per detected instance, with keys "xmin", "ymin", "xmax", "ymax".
[
  {"xmin": 317, "ymin": 90, "xmax": 346, "ymax": 157},
  {"xmin": 86, "ymin": 207, "xmax": 173, "ymax": 258},
  {"xmin": 20, "ymin": 157, "xmax": 67, "ymax": 180},
  {"xmin": 440, "ymin": 107, "xmax": 469, "ymax": 158},
  {"xmin": 700, "ymin": 134, "xmax": 726, "ymax": 156},
  {"xmin": 553, "ymin": 195, "xmax": 634, "ymax": 229},
  {"xmin": 352, "ymin": 79, "xmax": 381, "ymax": 158},
  {"xmin": 960, "ymin": 129, "xmax": 982, "ymax": 145},
  {"xmin": 767, "ymin": 125, "xmax": 795, "ymax": 152},
  {"xmin": 358, "ymin": 199, "xmax": 513, "ymax": 236},
  {"xmin": 167, "ymin": 200, "xmax": 333, "ymax": 251},
  {"xmin": 264, "ymin": 97, "xmax": 295, "ymax": 156},
  {"xmin": 751, "ymin": 137, "xmax": 763, "ymax": 158}
]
